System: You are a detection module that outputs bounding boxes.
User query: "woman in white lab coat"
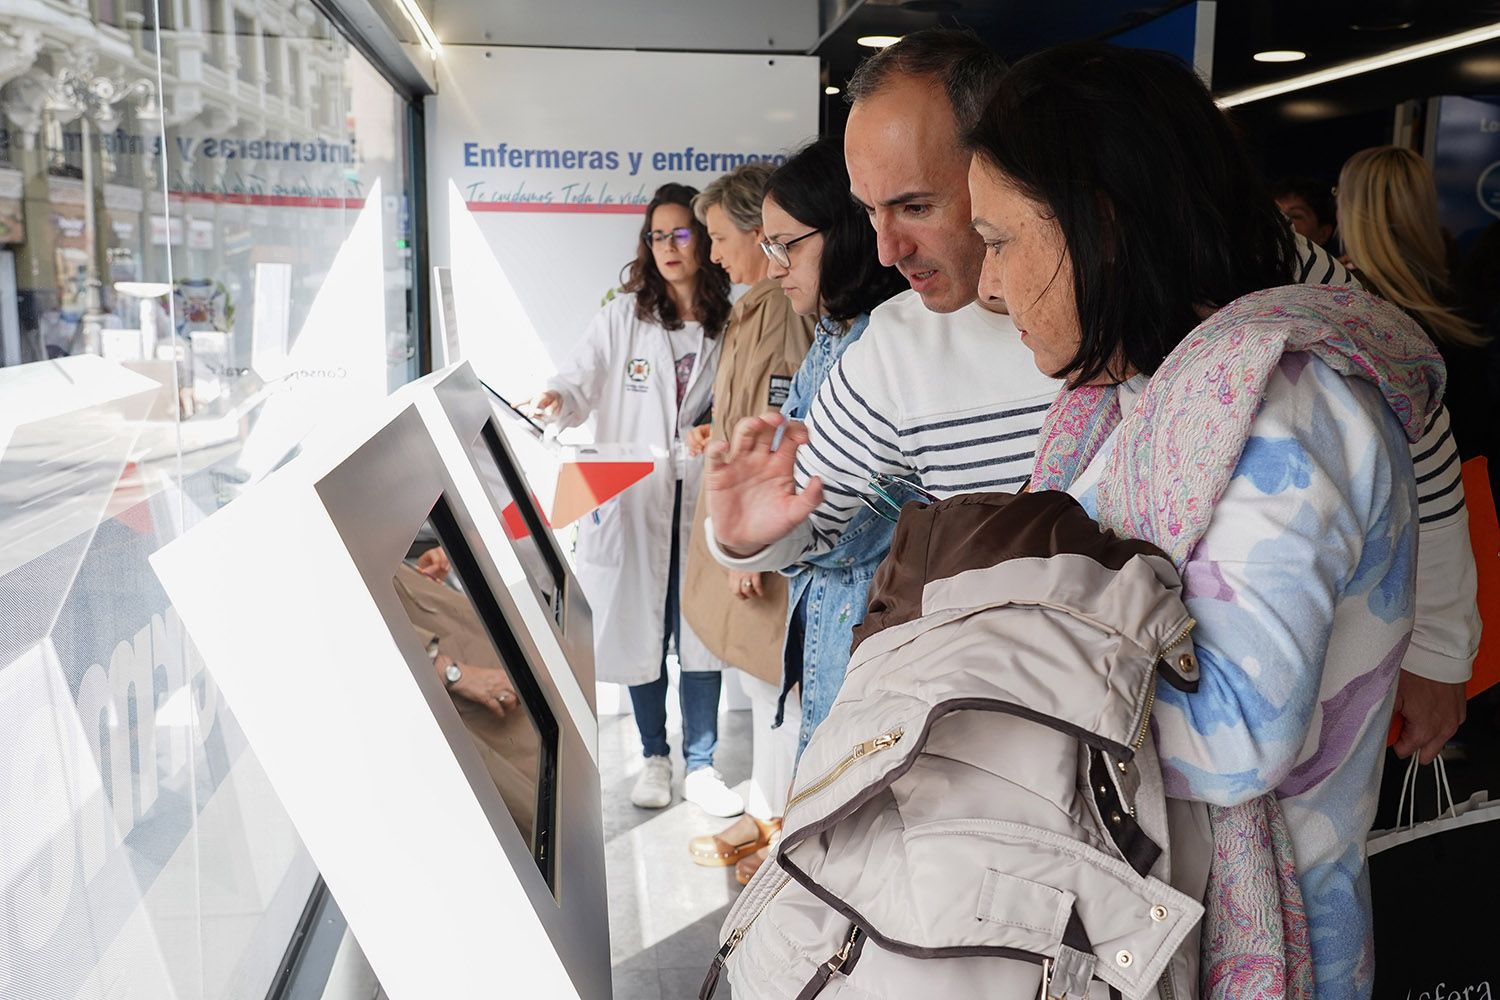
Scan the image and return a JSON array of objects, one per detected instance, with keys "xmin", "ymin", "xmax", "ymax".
[{"xmin": 532, "ymin": 183, "xmax": 743, "ymax": 815}]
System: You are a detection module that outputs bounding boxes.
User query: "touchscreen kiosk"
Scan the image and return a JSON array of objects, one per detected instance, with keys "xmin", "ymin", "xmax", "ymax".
[
  {"xmin": 393, "ymin": 363, "xmax": 597, "ymax": 732},
  {"xmin": 152, "ymin": 403, "xmax": 611, "ymax": 1000}
]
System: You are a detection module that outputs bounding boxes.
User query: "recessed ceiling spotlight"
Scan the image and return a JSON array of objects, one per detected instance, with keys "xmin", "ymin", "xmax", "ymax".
[
  {"xmin": 1459, "ymin": 53, "xmax": 1500, "ymax": 77},
  {"xmin": 1281, "ymin": 99, "xmax": 1340, "ymax": 119},
  {"xmin": 825, "ymin": 85, "xmax": 841, "ymax": 95},
  {"xmin": 857, "ymin": 35, "xmax": 903, "ymax": 48},
  {"xmin": 1254, "ymin": 50, "xmax": 1307, "ymax": 63}
]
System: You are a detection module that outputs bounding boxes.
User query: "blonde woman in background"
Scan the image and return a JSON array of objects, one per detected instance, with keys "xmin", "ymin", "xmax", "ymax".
[
  {"xmin": 1337, "ymin": 145, "xmax": 1493, "ymax": 768},
  {"xmin": 681, "ymin": 164, "xmax": 815, "ymax": 881},
  {"xmin": 1338, "ymin": 147, "xmax": 1495, "ymax": 495}
]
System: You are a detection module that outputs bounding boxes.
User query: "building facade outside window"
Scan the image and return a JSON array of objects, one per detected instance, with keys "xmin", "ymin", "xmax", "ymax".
[{"xmin": 0, "ymin": 0, "xmax": 419, "ymax": 995}]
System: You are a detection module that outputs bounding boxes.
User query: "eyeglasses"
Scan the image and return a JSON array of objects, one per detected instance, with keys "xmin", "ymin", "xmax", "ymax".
[
  {"xmin": 644, "ymin": 227, "xmax": 694, "ymax": 249},
  {"xmin": 858, "ymin": 472, "xmax": 939, "ymax": 523},
  {"xmin": 759, "ymin": 229, "xmax": 820, "ymax": 268}
]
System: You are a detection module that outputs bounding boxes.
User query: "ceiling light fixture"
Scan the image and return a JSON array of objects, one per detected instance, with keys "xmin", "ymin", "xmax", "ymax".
[
  {"xmin": 1253, "ymin": 49, "xmax": 1307, "ymax": 62},
  {"xmin": 825, "ymin": 85, "xmax": 841, "ymax": 95},
  {"xmin": 393, "ymin": 0, "xmax": 442, "ymax": 58},
  {"xmin": 856, "ymin": 35, "xmax": 902, "ymax": 48},
  {"xmin": 1220, "ymin": 20, "xmax": 1500, "ymax": 106}
]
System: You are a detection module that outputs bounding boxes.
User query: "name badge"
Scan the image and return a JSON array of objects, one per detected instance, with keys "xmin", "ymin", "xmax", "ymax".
[{"xmin": 768, "ymin": 374, "xmax": 792, "ymax": 409}]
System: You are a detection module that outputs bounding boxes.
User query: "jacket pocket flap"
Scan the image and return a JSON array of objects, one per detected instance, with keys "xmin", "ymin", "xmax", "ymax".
[{"xmin": 976, "ymin": 869, "xmax": 1076, "ymax": 946}]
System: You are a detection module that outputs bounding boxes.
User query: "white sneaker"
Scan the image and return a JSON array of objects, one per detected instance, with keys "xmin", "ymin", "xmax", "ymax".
[
  {"xmin": 684, "ymin": 768, "xmax": 745, "ymax": 818},
  {"xmin": 631, "ymin": 756, "xmax": 673, "ymax": 809}
]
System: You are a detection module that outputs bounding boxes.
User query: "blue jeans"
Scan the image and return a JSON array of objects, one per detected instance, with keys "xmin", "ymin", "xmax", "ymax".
[{"xmin": 628, "ymin": 482, "xmax": 720, "ymax": 772}]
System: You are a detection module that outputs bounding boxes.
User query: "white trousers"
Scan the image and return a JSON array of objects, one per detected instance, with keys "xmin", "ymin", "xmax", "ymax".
[{"xmin": 741, "ymin": 673, "xmax": 800, "ymax": 821}]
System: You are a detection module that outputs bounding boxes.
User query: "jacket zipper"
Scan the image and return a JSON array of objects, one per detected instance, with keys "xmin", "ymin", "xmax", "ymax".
[
  {"xmin": 703, "ymin": 729, "xmax": 902, "ymax": 993},
  {"xmin": 785, "ymin": 728, "xmax": 905, "ymax": 812},
  {"xmin": 1132, "ymin": 619, "xmax": 1196, "ymax": 753},
  {"xmin": 1157, "ymin": 618, "xmax": 1196, "ymax": 669},
  {"xmin": 700, "ymin": 876, "xmax": 793, "ymax": 999},
  {"xmin": 1130, "ymin": 681, "xmax": 1158, "ymax": 754}
]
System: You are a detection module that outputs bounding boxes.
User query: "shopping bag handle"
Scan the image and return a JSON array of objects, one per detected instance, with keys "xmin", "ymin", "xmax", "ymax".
[{"xmin": 1395, "ymin": 754, "xmax": 1457, "ymax": 831}]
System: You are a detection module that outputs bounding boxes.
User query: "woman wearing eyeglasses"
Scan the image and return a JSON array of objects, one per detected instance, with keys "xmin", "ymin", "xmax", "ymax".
[
  {"xmin": 761, "ymin": 137, "xmax": 906, "ymax": 777},
  {"xmin": 531, "ymin": 182, "xmax": 738, "ymax": 814},
  {"xmin": 679, "ymin": 163, "xmax": 816, "ymax": 879}
]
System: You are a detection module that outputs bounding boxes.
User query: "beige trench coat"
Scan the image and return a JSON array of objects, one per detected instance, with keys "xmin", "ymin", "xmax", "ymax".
[{"xmin": 682, "ymin": 280, "xmax": 814, "ymax": 685}]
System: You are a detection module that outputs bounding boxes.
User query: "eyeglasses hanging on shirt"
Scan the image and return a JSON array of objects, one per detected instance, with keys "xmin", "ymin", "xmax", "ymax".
[
  {"xmin": 859, "ymin": 472, "xmax": 939, "ymax": 523},
  {"xmin": 644, "ymin": 227, "xmax": 694, "ymax": 249}
]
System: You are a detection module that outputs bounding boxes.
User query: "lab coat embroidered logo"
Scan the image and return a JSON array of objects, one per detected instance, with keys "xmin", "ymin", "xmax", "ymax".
[{"xmin": 626, "ymin": 358, "xmax": 650, "ymax": 382}]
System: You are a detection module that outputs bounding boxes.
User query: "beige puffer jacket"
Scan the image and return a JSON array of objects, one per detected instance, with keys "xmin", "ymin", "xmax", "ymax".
[{"xmin": 702, "ymin": 491, "xmax": 1207, "ymax": 1000}]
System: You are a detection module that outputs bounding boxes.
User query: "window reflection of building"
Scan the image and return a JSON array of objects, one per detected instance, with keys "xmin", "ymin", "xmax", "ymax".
[
  {"xmin": 0, "ymin": 0, "xmax": 420, "ymax": 996},
  {"xmin": 0, "ymin": 0, "xmax": 411, "ymax": 383}
]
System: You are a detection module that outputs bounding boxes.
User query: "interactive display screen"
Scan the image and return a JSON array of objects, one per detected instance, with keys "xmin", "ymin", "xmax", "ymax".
[
  {"xmin": 391, "ymin": 495, "xmax": 558, "ymax": 886},
  {"xmin": 468, "ymin": 418, "xmax": 568, "ymax": 626}
]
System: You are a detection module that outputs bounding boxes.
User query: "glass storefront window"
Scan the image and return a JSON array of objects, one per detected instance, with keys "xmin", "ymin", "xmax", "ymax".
[{"xmin": 0, "ymin": 0, "xmax": 419, "ymax": 995}]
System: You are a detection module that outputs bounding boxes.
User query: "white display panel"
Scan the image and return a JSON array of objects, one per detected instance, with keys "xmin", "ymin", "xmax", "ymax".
[
  {"xmin": 426, "ymin": 45, "xmax": 820, "ymax": 402},
  {"xmin": 151, "ymin": 400, "xmax": 611, "ymax": 1000}
]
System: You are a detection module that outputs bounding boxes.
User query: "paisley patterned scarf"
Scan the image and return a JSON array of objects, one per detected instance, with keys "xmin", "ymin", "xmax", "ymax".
[{"xmin": 1029, "ymin": 283, "xmax": 1444, "ymax": 999}]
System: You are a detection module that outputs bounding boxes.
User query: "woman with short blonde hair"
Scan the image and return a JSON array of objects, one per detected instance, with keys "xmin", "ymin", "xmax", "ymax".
[
  {"xmin": 694, "ymin": 162, "xmax": 777, "ymax": 235},
  {"xmin": 683, "ymin": 160, "xmax": 815, "ymax": 879}
]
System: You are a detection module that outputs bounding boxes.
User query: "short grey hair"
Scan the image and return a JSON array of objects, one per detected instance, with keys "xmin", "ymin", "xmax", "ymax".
[
  {"xmin": 844, "ymin": 28, "xmax": 1008, "ymax": 133},
  {"xmin": 692, "ymin": 161, "xmax": 776, "ymax": 232}
]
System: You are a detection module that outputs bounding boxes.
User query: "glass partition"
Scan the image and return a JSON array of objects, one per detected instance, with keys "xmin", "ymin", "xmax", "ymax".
[{"xmin": 0, "ymin": 0, "xmax": 419, "ymax": 996}]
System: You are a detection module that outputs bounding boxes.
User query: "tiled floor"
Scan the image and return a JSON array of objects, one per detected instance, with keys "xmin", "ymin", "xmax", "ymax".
[{"xmin": 601, "ymin": 708, "xmax": 752, "ymax": 1000}]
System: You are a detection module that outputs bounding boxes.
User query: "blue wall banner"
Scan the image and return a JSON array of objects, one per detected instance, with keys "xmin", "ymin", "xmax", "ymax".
[{"xmin": 1430, "ymin": 94, "xmax": 1500, "ymax": 254}]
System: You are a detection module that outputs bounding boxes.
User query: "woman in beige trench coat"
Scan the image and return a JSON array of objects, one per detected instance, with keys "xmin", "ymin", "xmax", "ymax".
[{"xmin": 682, "ymin": 164, "xmax": 814, "ymax": 882}]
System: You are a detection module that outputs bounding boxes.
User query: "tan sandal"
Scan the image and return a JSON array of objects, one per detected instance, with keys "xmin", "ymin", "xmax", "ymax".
[
  {"xmin": 735, "ymin": 845, "xmax": 773, "ymax": 885},
  {"xmin": 689, "ymin": 815, "xmax": 781, "ymax": 867}
]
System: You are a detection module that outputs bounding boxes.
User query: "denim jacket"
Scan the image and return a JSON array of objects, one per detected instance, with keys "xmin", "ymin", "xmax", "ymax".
[{"xmin": 776, "ymin": 313, "xmax": 896, "ymax": 753}]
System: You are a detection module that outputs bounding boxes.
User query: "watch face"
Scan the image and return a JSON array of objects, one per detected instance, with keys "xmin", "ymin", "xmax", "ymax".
[{"xmin": 444, "ymin": 662, "xmax": 462, "ymax": 684}]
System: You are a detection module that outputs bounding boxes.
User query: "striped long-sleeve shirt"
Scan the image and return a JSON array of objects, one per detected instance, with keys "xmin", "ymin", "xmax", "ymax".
[
  {"xmin": 709, "ymin": 234, "xmax": 1478, "ymax": 680},
  {"xmin": 709, "ymin": 286, "xmax": 1060, "ymax": 570},
  {"xmin": 1301, "ymin": 238, "xmax": 1480, "ymax": 680}
]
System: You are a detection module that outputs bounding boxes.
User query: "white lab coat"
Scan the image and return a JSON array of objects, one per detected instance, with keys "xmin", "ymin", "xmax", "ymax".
[{"xmin": 547, "ymin": 292, "xmax": 725, "ymax": 686}]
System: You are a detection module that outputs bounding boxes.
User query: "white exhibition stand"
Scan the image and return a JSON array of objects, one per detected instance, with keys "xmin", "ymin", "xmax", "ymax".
[{"xmin": 151, "ymin": 364, "xmax": 612, "ymax": 1000}]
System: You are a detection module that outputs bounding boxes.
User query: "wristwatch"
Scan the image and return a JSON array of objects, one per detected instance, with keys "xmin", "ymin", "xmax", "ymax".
[{"xmin": 444, "ymin": 662, "xmax": 462, "ymax": 688}]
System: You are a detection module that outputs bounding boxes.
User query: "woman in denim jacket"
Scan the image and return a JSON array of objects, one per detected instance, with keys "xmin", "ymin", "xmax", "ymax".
[{"xmin": 759, "ymin": 139, "xmax": 907, "ymax": 761}]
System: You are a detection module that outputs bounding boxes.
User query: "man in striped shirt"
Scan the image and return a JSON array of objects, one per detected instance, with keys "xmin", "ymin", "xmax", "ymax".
[
  {"xmin": 705, "ymin": 31, "xmax": 1477, "ymax": 758},
  {"xmin": 705, "ymin": 30, "xmax": 1054, "ymax": 563}
]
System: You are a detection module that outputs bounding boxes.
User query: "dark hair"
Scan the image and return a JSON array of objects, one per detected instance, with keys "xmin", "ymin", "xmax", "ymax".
[
  {"xmin": 766, "ymin": 136, "xmax": 906, "ymax": 325},
  {"xmin": 845, "ymin": 27, "xmax": 1008, "ymax": 133},
  {"xmin": 622, "ymin": 183, "xmax": 732, "ymax": 336},
  {"xmin": 965, "ymin": 43, "xmax": 1297, "ymax": 387},
  {"xmin": 1270, "ymin": 176, "xmax": 1336, "ymax": 230}
]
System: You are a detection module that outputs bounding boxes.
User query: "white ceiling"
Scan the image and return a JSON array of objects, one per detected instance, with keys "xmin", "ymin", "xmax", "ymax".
[{"xmin": 428, "ymin": 0, "xmax": 821, "ymax": 53}]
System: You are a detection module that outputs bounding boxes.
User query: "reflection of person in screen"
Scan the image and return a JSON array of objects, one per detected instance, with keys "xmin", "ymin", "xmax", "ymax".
[
  {"xmin": 394, "ymin": 545, "xmax": 538, "ymax": 839},
  {"xmin": 527, "ymin": 183, "xmax": 743, "ymax": 817},
  {"xmin": 410, "ymin": 546, "xmax": 518, "ymax": 716}
]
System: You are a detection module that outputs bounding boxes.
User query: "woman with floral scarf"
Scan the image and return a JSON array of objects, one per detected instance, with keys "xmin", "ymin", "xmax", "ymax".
[{"xmin": 965, "ymin": 44, "xmax": 1443, "ymax": 1000}]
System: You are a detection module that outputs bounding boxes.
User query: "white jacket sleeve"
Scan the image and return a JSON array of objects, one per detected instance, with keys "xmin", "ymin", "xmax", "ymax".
[
  {"xmin": 1402, "ymin": 405, "xmax": 1481, "ymax": 682},
  {"xmin": 545, "ymin": 301, "xmax": 617, "ymax": 430},
  {"xmin": 704, "ymin": 517, "xmax": 816, "ymax": 572}
]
